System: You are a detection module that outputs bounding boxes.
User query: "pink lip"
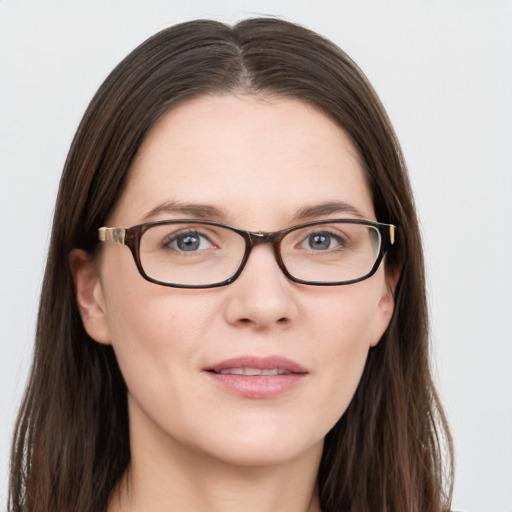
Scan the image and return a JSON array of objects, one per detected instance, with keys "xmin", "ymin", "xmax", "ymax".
[{"xmin": 203, "ymin": 356, "xmax": 308, "ymax": 399}]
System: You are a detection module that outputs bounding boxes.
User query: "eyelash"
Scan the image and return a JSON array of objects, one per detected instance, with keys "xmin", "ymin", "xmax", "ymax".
[{"xmin": 163, "ymin": 230, "xmax": 216, "ymax": 253}]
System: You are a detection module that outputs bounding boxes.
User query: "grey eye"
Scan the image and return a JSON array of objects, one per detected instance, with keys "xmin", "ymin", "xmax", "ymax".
[
  {"xmin": 308, "ymin": 233, "xmax": 331, "ymax": 250},
  {"xmin": 167, "ymin": 231, "xmax": 212, "ymax": 252},
  {"xmin": 302, "ymin": 231, "xmax": 344, "ymax": 251},
  {"xmin": 177, "ymin": 234, "xmax": 200, "ymax": 251}
]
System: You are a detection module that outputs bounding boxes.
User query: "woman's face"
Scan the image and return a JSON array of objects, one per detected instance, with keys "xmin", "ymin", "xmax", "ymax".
[{"xmin": 74, "ymin": 94, "xmax": 395, "ymax": 468}]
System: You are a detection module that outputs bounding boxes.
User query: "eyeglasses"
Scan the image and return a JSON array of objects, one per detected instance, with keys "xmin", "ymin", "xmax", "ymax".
[{"xmin": 98, "ymin": 219, "xmax": 397, "ymax": 288}]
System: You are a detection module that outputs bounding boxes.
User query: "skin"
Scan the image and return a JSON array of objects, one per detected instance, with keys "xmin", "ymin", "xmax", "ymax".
[{"xmin": 71, "ymin": 94, "xmax": 396, "ymax": 512}]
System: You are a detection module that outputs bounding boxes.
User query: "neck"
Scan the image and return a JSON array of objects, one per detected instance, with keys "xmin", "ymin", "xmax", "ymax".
[{"xmin": 109, "ymin": 410, "xmax": 323, "ymax": 512}]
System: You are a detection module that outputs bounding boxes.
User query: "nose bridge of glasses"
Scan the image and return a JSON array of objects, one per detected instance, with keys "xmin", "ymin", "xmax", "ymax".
[
  {"xmin": 244, "ymin": 231, "xmax": 284, "ymax": 269},
  {"xmin": 227, "ymin": 230, "xmax": 290, "ymax": 291},
  {"xmin": 248, "ymin": 231, "xmax": 276, "ymax": 246}
]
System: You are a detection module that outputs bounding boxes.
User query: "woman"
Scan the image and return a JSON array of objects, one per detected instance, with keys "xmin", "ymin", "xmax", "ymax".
[{"xmin": 8, "ymin": 17, "xmax": 453, "ymax": 512}]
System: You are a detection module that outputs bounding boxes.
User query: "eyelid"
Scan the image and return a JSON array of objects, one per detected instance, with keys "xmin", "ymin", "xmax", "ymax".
[
  {"xmin": 160, "ymin": 223, "xmax": 221, "ymax": 236},
  {"xmin": 165, "ymin": 225, "xmax": 225, "ymax": 246},
  {"xmin": 291, "ymin": 223, "xmax": 352, "ymax": 235}
]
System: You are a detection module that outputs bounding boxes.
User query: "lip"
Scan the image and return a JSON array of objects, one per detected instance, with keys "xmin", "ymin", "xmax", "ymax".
[{"xmin": 203, "ymin": 356, "xmax": 308, "ymax": 399}]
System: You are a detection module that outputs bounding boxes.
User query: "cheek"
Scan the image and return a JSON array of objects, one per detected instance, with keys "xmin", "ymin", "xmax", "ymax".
[
  {"xmin": 99, "ymin": 269, "xmax": 215, "ymax": 395},
  {"xmin": 104, "ymin": 285, "xmax": 211, "ymax": 355},
  {"xmin": 101, "ymin": 285, "xmax": 225, "ymax": 452},
  {"xmin": 100, "ymin": 243, "xmax": 216, "ymax": 350},
  {"xmin": 306, "ymin": 280, "xmax": 382, "ymax": 351},
  {"xmin": 303, "ymin": 283, "xmax": 383, "ymax": 420}
]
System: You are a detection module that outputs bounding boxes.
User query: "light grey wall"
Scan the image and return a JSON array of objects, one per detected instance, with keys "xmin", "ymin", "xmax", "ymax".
[{"xmin": 1, "ymin": 1, "xmax": 511, "ymax": 510}]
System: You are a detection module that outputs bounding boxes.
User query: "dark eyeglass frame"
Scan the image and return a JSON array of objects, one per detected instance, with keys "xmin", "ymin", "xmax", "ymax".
[{"xmin": 98, "ymin": 219, "xmax": 397, "ymax": 289}]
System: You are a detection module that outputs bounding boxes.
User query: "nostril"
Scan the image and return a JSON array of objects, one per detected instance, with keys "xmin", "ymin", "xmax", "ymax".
[{"xmin": 236, "ymin": 317, "xmax": 289, "ymax": 327}]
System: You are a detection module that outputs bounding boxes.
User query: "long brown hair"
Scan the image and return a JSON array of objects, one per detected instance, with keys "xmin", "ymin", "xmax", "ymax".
[{"xmin": 9, "ymin": 18, "xmax": 453, "ymax": 512}]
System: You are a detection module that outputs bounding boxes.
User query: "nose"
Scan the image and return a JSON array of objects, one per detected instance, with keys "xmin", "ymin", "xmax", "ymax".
[{"xmin": 223, "ymin": 244, "xmax": 299, "ymax": 330}]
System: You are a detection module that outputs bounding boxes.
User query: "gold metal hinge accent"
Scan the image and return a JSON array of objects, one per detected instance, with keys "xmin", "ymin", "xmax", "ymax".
[{"xmin": 98, "ymin": 227, "xmax": 126, "ymax": 244}]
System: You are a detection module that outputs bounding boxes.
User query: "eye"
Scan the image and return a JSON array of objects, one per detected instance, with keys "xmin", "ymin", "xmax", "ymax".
[
  {"xmin": 165, "ymin": 230, "xmax": 214, "ymax": 252},
  {"xmin": 300, "ymin": 231, "xmax": 346, "ymax": 251}
]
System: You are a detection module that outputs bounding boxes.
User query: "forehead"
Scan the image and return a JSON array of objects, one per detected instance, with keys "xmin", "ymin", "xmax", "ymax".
[{"xmin": 109, "ymin": 94, "xmax": 374, "ymax": 228}]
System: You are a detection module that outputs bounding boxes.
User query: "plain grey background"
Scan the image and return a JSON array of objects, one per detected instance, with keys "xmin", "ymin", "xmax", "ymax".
[{"xmin": 1, "ymin": 1, "xmax": 511, "ymax": 510}]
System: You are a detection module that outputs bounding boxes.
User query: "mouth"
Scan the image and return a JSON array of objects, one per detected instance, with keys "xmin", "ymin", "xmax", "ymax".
[
  {"xmin": 212, "ymin": 368, "xmax": 293, "ymax": 376},
  {"xmin": 206, "ymin": 355, "xmax": 307, "ymax": 375},
  {"xmin": 204, "ymin": 356, "xmax": 307, "ymax": 399}
]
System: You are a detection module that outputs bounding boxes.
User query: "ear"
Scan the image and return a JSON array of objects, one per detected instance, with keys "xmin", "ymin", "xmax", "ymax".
[
  {"xmin": 369, "ymin": 268, "xmax": 400, "ymax": 347},
  {"xmin": 69, "ymin": 249, "xmax": 112, "ymax": 345}
]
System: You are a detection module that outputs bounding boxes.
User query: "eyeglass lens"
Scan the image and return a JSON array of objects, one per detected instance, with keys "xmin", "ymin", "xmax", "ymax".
[{"xmin": 138, "ymin": 221, "xmax": 382, "ymax": 286}]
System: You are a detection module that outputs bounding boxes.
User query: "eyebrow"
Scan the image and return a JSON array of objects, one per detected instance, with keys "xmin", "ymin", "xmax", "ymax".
[
  {"xmin": 141, "ymin": 200, "xmax": 226, "ymax": 222},
  {"xmin": 293, "ymin": 201, "xmax": 368, "ymax": 221},
  {"xmin": 141, "ymin": 199, "xmax": 368, "ymax": 224}
]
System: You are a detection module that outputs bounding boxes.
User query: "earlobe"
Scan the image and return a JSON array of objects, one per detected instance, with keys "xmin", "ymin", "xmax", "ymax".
[{"xmin": 69, "ymin": 249, "xmax": 112, "ymax": 345}]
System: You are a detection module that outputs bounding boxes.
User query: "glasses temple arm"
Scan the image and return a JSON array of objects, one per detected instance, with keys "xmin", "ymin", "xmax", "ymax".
[
  {"xmin": 98, "ymin": 227, "xmax": 127, "ymax": 245},
  {"xmin": 389, "ymin": 225, "xmax": 396, "ymax": 246}
]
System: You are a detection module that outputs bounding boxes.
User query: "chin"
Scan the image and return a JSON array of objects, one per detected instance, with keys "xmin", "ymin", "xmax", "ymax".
[{"xmin": 194, "ymin": 428, "xmax": 325, "ymax": 468}]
